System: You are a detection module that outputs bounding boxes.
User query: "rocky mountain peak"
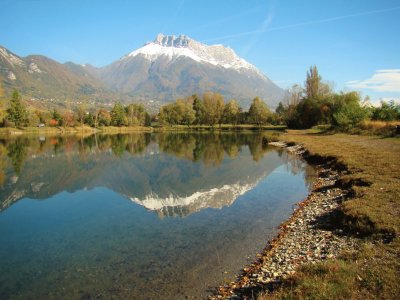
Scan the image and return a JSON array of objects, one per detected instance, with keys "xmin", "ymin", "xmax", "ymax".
[{"xmin": 153, "ymin": 33, "xmax": 190, "ymax": 48}]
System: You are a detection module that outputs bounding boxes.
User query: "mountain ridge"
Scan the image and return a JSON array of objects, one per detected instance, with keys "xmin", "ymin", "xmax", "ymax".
[{"xmin": 0, "ymin": 34, "xmax": 285, "ymax": 108}]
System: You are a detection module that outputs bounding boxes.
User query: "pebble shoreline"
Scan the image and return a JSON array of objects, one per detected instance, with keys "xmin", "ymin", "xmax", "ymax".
[{"xmin": 210, "ymin": 142, "xmax": 358, "ymax": 299}]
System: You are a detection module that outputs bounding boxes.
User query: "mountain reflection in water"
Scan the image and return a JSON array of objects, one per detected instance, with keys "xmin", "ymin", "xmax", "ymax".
[
  {"xmin": 0, "ymin": 132, "xmax": 313, "ymax": 217},
  {"xmin": 0, "ymin": 132, "xmax": 315, "ymax": 299}
]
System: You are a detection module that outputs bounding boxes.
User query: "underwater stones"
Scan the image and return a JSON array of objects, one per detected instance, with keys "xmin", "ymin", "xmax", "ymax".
[{"xmin": 211, "ymin": 144, "xmax": 358, "ymax": 299}]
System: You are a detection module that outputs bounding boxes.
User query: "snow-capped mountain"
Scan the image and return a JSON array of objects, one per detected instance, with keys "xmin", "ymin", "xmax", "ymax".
[
  {"xmin": 127, "ymin": 34, "xmax": 262, "ymax": 74},
  {"xmin": 0, "ymin": 34, "xmax": 285, "ymax": 108},
  {"xmin": 98, "ymin": 34, "xmax": 285, "ymax": 108},
  {"xmin": 129, "ymin": 181, "xmax": 258, "ymax": 218}
]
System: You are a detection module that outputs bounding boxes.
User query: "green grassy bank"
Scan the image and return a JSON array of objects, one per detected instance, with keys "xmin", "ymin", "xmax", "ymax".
[{"xmin": 261, "ymin": 130, "xmax": 400, "ymax": 299}]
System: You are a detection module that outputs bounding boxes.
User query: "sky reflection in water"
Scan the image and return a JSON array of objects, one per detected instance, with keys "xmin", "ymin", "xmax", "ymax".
[{"xmin": 0, "ymin": 132, "xmax": 314, "ymax": 299}]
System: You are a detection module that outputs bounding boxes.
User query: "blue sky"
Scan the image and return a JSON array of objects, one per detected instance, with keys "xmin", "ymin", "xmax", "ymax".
[{"xmin": 1, "ymin": 0, "xmax": 399, "ymax": 103}]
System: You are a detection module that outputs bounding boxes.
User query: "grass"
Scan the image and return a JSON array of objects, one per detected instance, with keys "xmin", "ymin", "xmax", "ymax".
[
  {"xmin": 357, "ymin": 120, "xmax": 400, "ymax": 137},
  {"xmin": 259, "ymin": 130, "xmax": 400, "ymax": 299}
]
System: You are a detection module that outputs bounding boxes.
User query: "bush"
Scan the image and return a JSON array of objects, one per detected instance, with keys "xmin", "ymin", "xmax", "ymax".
[{"xmin": 333, "ymin": 101, "xmax": 368, "ymax": 130}]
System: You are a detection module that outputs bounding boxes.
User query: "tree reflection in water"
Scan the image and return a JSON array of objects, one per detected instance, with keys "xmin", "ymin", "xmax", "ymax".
[{"xmin": 0, "ymin": 131, "xmax": 314, "ymax": 213}]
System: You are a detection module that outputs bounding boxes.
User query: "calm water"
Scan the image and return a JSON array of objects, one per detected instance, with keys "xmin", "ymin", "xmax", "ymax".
[{"xmin": 0, "ymin": 132, "xmax": 314, "ymax": 299}]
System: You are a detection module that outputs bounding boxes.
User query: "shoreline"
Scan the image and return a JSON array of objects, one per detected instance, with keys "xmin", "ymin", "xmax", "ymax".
[
  {"xmin": 211, "ymin": 141, "xmax": 359, "ymax": 299},
  {"xmin": 0, "ymin": 125, "xmax": 286, "ymax": 136}
]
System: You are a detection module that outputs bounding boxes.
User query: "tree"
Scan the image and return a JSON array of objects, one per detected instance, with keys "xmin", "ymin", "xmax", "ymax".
[
  {"xmin": 75, "ymin": 104, "xmax": 86, "ymax": 127},
  {"xmin": 0, "ymin": 83, "xmax": 6, "ymax": 126},
  {"xmin": 52, "ymin": 109, "xmax": 63, "ymax": 126},
  {"xmin": 7, "ymin": 90, "xmax": 28, "ymax": 127},
  {"xmin": 276, "ymin": 102, "xmax": 285, "ymax": 115},
  {"xmin": 176, "ymin": 99, "xmax": 195, "ymax": 126},
  {"xmin": 111, "ymin": 102, "xmax": 127, "ymax": 126},
  {"xmin": 62, "ymin": 111, "xmax": 75, "ymax": 127},
  {"xmin": 332, "ymin": 92, "xmax": 368, "ymax": 130},
  {"xmin": 159, "ymin": 103, "xmax": 181, "ymax": 125},
  {"xmin": 286, "ymin": 84, "xmax": 304, "ymax": 106},
  {"xmin": 248, "ymin": 97, "xmax": 271, "ymax": 125},
  {"xmin": 192, "ymin": 94, "xmax": 205, "ymax": 124},
  {"xmin": 372, "ymin": 100, "xmax": 400, "ymax": 121},
  {"xmin": 98, "ymin": 109, "xmax": 111, "ymax": 126},
  {"xmin": 223, "ymin": 99, "xmax": 240, "ymax": 125},
  {"xmin": 28, "ymin": 112, "xmax": 40, "ymax": 127},
  {"xmin": 84, "ymin": 112, "xmax": 95, "ymax": 127},
  {"xmin": 305, "ymin": 65, "xmax": 321, "ymax": 99},
  {"xmin": 202, "ymin": 92, "xmax": 224, "ymax": 127},
  {"xmin": 126, "ymin": 103, "xmax": 148, "ymax": 126}
]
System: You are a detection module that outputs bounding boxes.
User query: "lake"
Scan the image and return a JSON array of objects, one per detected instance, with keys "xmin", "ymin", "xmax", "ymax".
[{"xmin": 0, "ymin": 132, "xmax": 314, "ymax": 299}]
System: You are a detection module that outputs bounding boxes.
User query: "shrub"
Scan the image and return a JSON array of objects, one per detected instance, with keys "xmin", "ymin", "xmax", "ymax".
[{"xmin": 333, "ymin": 102, "xmax": 368, "ymax": 130}]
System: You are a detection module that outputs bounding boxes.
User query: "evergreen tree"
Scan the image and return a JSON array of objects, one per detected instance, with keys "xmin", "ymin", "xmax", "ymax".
[
  {"xmin": 84, "ymin": 112, "xmax": 95, "ymax": 127},
  {"xmin": 275, "ymin": 102, "xmax": 285, "ymax": 115},
  {"xmin": 111, "ymin": 103, "xmax": 127, "ymax": 126},
  {"xmin": 7, "ymin": 90, "xmax": 28, "ymax": 127}
]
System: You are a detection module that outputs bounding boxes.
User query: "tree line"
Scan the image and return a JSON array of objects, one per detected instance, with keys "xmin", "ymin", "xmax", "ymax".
[
  {"xmin": 1, "ymin": 67, "xmax": 398, "ymax": 130},
  {"xmin": 158, "ymin": 92, "xmax": 274, "ymax": 127},
  {"xmin": 1, "ymin": 91, "xmax": 151, "ymax": 128},
  {"xmin": 275, "ymin": 65, "xmax": 400, "ymax": 130},
  {"xmin": 1, "ymin": 90, "xmax": 275, "ymax": 128}
]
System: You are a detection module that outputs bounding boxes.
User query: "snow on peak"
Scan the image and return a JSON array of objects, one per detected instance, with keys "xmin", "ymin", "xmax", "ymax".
[
  {"xmin": 125, "ymin": 33, "xmax": 262, "ymax": 74},
  {"xmin": 129, "ymin": 181, "xmax": 255, "ymax": 212}
]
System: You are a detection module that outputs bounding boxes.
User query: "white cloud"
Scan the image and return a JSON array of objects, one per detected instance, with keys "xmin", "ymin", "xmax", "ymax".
[{"xmin": 346, "ymin": 69, "xmax": 400, "ymax": 92}]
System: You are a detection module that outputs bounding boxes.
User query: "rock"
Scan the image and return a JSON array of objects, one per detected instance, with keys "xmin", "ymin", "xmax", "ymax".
[{"xmin": 210, "ymin": 141, "xmax": 358, "ymax": 299}]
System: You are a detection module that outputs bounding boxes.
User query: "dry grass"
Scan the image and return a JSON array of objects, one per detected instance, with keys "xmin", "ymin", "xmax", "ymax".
[
  {"xmin": 357, "ymin": 120, "xmax": 400, "ymax": 137},
  {"xmin": 259, "ymin": 130, "xmax": 400, "ymax": 299}
]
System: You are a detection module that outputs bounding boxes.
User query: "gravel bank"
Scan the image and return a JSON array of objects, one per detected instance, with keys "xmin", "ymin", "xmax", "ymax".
[{"xmin": 210, "ymin": 142, "xmax": 358, "ymax": 299}]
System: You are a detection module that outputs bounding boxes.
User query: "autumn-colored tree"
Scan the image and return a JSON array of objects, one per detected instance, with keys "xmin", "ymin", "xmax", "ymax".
[
  {"xmin": 176, "ymin": 99, "xmax": 195, "ymax": 126},
  {"xmin": 97, "ymin": 109, "xmax": 111, "ymax": 126},
  {"xmin": 75, "ymin": 104, "xmax": 87, "ymax": 127},
  {"xmin": 52, "ymin": 109, "xmax": 63, "ymax": 126},
  {"xmin": 159, "ymin": 103, "xmax": 181, "ymax": 125},
  {"xmin": 49, "ymin": 119, "xmax": 58, "ymax": 126},
  {"xmin": 202, "ymin": 92, "xmax": 224, "ymax": 127},
  {"xmin": 248, "ymin": 97, "xmax": 271, "ymax": 125},
  {"xmin": 192, "ymin": 94, "xmax": 205, "ymax": 124},
  {"xmin": 222, "ymin": 99, "xmax": 240, "ymax": 125},
  {"xmin": 62, "ymin": 111, "xmax": 76, "ymax": 127}
]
